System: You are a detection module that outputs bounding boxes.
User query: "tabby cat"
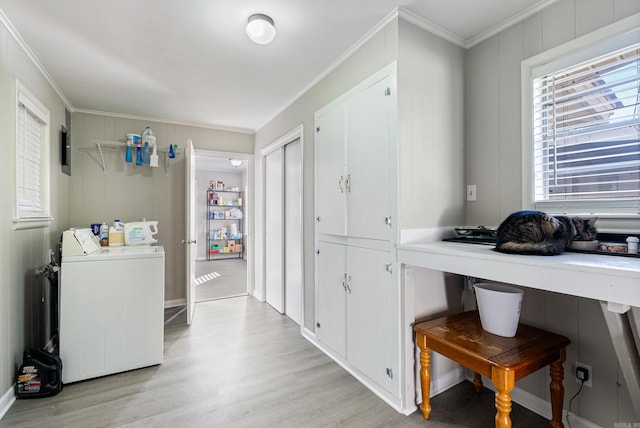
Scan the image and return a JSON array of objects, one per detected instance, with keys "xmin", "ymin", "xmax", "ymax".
[{"xmin": 495, "ymin": 210, "xmax": 598, "ymax": 256}]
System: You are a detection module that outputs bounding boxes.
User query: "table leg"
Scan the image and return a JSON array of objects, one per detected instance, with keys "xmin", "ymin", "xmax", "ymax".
[
  {"xmin": 549, "ymin": 348, "xmax": 566, "ymax": 428},
  {"xmin": 491, "ymin": 368, "xmax": 515, "ymax": 428},
  {"xmin": 473, "ymin": 372, "xmax": 483, "ymax": 393},
  {"xmin": 418, "ymin": 343, "xmax": 432, "ymax": 419}
]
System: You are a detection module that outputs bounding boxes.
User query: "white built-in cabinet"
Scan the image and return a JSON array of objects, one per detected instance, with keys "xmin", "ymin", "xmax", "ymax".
[
  {"xmin": 315, "ymin": 63, "xmax": 399, "ymax": 402},
  {"xmin": 316, "ymin": 241, "xmax": 394, "ymax": 392},
  {"xmin": 316, "ymin": 75, "xmax": 393, "ymax": 241}
]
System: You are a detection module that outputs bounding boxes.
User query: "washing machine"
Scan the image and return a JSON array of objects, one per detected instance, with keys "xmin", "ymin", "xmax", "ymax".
[{"xmin": 60, "ymin": 229, "xmax": 165, "ymax": 383}]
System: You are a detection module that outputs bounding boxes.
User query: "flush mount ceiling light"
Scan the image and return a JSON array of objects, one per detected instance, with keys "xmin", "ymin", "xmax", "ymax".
[
  {"xmin": 229, "ymin": 159, "xmax": 242, "ymax": 167},
  {"xmin": 246, "ymin": 14, "xmax": 276, "ymax": 45}
]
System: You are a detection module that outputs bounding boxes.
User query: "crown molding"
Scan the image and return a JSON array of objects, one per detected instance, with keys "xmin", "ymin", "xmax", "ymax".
[
  {"xmin": 398, "ymin": 7, "xmax": 467, "ymax": 48},
  {"xmin": 466, "ymin": 0, "xmax": 558, "ymax": 48},
  {"xmin": 74, "ymin": 108, "xmax": 255, "ymax": 135},
  {"xmin": 0, "ymin": 7, "xmax": 74, "ymax": 112}
]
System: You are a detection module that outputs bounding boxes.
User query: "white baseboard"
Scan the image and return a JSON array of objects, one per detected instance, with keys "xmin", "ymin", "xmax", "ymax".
[
  {"xmin": 475, "ymin": 374, "xmax": 603, "ymax": 428},
  {"xmin": 429, "ymin": 366, "xmax": 466, "ymax": 397},
  {"xmin": 0, "ymin": 386, "xmax": 15, "ymax": 421},
  {"xmin": 164, "ymin": 298, "xmax": 186, "ymax": 308}
]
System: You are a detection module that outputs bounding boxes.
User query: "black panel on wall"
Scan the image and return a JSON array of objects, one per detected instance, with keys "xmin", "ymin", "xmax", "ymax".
[{"xmin": 61, "ymin": 108, "xmax": 71, "ymax": 176}]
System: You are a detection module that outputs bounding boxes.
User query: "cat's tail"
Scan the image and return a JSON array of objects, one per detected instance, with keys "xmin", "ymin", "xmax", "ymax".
[{"xmin": 495, "ymin": 240, "xmax": 565, "ymax": 255}]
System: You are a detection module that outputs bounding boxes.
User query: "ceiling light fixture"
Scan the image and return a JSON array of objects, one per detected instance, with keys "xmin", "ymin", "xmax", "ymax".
[
  {"xmin": 229, "ymin": 159, "xmax": 242, "ymax": 168},
  {"xmin": 246, "ymin": 14, "xmax": 276, "ymax": 45}
]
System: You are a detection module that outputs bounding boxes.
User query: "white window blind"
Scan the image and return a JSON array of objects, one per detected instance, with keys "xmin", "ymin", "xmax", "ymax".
[
  {"xmin": 17, "ymin": 102, "xmax": 44, "ymax": 213},
  {"xmin": 532, "ymin": 43, "xmax": 639, "ymax": 203}
]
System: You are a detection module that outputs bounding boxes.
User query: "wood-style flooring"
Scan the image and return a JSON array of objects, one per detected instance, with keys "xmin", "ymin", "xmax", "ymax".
[
  {"xmin": 0, "ymin": 296, "xmax": 550, "ymax": 427},
  {"xmin": 195, "ymin": 258, "xmax": 247, "ymax": 302}
]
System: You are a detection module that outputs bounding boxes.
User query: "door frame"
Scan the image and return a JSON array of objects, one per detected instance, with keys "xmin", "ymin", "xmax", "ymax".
[
  {"xmin": 189, "ymin": 149, "xmax": 254, "ymax": 300},
  {"xmin": 257, "ymin": 125, "xmax": 304, "ymax": 324}
]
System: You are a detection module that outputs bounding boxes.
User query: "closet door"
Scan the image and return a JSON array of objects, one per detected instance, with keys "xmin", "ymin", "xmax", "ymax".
[
  {"xmin": 284, "ymin": 140, "xmax": 302, "ymax": 325},
  {"xmin": 265, "ymin": 148, "xmax": 284, "ymax": 313},
  {"xmin": 347, "ymin": 76, "xmax": 392, "ymax": 241}
]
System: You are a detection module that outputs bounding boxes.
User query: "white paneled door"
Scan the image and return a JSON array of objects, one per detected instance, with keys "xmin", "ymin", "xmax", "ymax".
[
  {"xmin": 284, "ymin": 140, "xmax": 302, "ymax": 325},
  {"xmin": 265, "ymin": 147, "xmax": 284, "ymax": 313}
]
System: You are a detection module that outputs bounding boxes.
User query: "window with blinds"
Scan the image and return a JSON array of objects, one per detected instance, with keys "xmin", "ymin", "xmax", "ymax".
[
  {"xmin": 17, "ymin": 102, "xmax": 44, "ymax": 212},
  {"xmin": 532, "ymin": 44, "xmax": 640, "ymax": 204},
  {"xmin": 15, "ymin": 81, "xmax": 51, "ymax": 226}
]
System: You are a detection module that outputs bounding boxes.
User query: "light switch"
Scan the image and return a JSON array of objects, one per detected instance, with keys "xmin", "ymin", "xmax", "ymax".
[{"xmin": 467, "ymin": 185, "xmax": 477, "ymax": 201}]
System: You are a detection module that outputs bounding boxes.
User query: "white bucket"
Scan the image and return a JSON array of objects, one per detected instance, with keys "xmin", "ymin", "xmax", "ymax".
[{"xmin": 474, "ymin": 283, "xmax": 523, "ymax": 337}]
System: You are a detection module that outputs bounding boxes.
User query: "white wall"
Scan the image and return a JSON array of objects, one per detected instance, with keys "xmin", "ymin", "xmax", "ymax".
[
  {"xmin": 465, "ymin": 0, "xmax": 640, "ymax": 425},
  {"xmin": 0, "ymin": 22, "xmax": 71, "ymax": 410},
  {"xmin": 70, "ymin": 113, "xmax": 253, "ymax": 303},
  {"xmin": 397, "ymin": 19, "xmax": 466, "ymax": 229}
]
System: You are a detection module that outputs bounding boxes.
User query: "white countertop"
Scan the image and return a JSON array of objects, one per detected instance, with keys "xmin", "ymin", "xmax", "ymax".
[{"xmin": 398, "ymin": 241, "xmax": 640, "ymax": 307}]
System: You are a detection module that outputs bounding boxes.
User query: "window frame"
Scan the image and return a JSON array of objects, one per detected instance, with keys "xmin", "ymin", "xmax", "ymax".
[
  {"xmin": 14, "ymin": 79, "xmax": 53, "ymax": 230},
  {"xmin": 521, "ymin": 14, "xmax": 640, "ymax": 232}
]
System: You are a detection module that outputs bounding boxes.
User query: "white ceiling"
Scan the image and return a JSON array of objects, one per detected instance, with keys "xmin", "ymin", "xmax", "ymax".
[{"xmin": 0, "ymin": 0, "xmax": 555, "ymax": 133}]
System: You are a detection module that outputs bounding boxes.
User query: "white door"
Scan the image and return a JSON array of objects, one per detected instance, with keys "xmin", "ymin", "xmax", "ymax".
[
  {"xmin": 284, "ymin": 140, "xmax": 302, "ymax": 325},
  {"xmin": 316, "ymin": 241, "xmax": 347, "ymax": 357},
  {"xmin": 347, "ymin": 76, "xmax": 392, "ymax": 241},
  {"xmin": 346, "ymin": 246, "xmax": 393, "ymax": 392},
  {"xmin": 316, "ymin": 102, "xmax": 347, "ymax": 236},
  {"xmin": 185, "ymin": 139, "xmax": 197, "ymax": 324},
  {"xmin": 265, "ymin": 148, "xmax": 284, "ymax": 313}
]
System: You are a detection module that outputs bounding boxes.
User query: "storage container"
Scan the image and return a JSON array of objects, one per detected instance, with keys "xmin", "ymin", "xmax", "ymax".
[{"xmin": 474, "ymin": 282, "xmax": 523, "ymax": 337}]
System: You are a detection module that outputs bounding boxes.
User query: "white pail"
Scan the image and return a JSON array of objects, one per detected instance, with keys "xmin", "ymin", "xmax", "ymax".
[{"xmin": 473, "ymin": 283, "xmax": 523, "ymax": 337}]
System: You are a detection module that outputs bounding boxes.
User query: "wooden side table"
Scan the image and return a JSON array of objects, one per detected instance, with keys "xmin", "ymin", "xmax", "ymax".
[{"xmin": 414, "ymin": 311, "xmax": 570, "ymax": 428}]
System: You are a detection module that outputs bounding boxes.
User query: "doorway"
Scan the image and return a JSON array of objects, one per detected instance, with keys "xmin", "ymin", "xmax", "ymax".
[{"xmin": 194, "ymin": 154, "xmax": 250, "ymax": 302}]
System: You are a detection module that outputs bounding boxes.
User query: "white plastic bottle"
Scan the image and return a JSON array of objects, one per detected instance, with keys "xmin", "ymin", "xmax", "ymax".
[
  {"xmin": 99, "ymin": 222, "xmax": 109, "ymax": 247},
  {"xmin": 626, "ymin": 236, "xmax": 639, "ymax": 254},
  {"xmin": 141, "ymin": 127, "xmax": 155, "ymax": 165}
]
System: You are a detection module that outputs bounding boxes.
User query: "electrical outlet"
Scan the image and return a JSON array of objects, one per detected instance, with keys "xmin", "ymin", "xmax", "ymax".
[
  {"xmin": 466, "ymin": 184, "xmax": 477, "ymax": 201},
  {"xmin": 575, "ymin": 362, "xmax": 592, "ymax": 387}
]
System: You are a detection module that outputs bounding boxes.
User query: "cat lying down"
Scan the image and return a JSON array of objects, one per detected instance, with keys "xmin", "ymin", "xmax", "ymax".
[{"xmin": 495, "ymin": 210, "xmax": 598, "ymax": 256}]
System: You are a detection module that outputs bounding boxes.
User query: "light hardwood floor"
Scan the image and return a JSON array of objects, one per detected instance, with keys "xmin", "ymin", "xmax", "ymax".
[
  {"xmin": 195, "ymin": 258, "xmax": 247, "ymax": 302},
  {"xmin": 1, "ymin": 296, "xmax": 549, "ymax": 427}
]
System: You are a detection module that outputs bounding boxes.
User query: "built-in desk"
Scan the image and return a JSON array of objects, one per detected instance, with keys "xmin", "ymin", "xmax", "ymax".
[{"xmin": 398, "ymin": 240, "xmax": 640, "ymax": 418}]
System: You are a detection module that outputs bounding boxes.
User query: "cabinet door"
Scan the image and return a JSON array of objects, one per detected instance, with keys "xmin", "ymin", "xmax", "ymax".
[
  {"xmin": 346, "ymin": 76, "xmax": 392, "ymax": 240},
  {"xmin": 346, "ymin": 246, "xmax": 394, "ymax": 392},
  {"xmin": 316, "ymin": 241, "xmax": 347, "ymax": 357},
  {"xmin": 316, "ymin": 102, "xmax": 347, "ymax": 236}
]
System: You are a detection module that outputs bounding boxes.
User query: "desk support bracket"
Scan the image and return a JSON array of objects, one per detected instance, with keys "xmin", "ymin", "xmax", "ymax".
[{"xmin": 600, "ymin": 301, "xmax": 640, "ymax": 418}]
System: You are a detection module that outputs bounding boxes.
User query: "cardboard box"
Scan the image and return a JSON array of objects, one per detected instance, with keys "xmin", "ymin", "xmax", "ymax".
[{"xmin": 235, "ymin": 244, "xmax": 243, "ymax": 253}]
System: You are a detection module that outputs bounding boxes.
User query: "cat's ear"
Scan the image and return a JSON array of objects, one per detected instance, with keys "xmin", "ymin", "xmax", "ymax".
[{"xmin": 588, "ymin": 217, "xmax": 598, "ymax": 226}]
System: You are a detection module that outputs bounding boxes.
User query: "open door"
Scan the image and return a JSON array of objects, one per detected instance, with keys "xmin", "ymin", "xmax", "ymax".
[{"xmin": 184, "ymin": 139, "xmax": 197, "ymax": 324}]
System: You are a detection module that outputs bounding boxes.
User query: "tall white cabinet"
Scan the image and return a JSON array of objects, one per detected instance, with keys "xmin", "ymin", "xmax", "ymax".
[{"xmin": 315, "ymin": 63, "xmax": 399, "ymax": 403}]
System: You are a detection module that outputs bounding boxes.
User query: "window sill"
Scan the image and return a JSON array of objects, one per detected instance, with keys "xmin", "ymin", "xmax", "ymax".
[{"xmin": 13, "ymin": 216, "xmax": 54, "ymax": 230}]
